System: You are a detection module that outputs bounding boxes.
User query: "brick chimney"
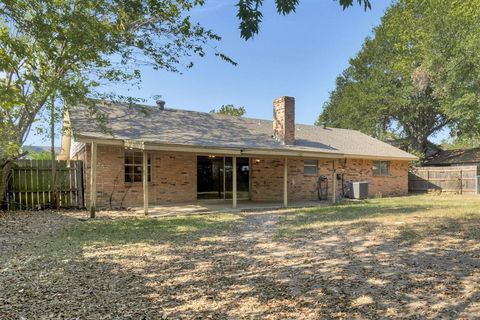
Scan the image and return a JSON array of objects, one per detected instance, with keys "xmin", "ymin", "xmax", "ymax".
[{"xmin": 273, "ymin": 96, "xmax": 295, "ymax": 145}]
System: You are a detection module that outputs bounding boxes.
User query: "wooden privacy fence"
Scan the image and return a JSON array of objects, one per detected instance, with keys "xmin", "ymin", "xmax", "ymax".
[
  {"xmin": 409, "ymin": 166, "xmax": 478, "ymax": 194},
  {"xmin": 6, "ymin": 160, "xmax": 84, "ymax": 210}
]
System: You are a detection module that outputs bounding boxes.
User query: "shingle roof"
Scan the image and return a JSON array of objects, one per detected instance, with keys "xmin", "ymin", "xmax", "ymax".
[
  {"xmin": 424, "ymin": 148, "xmax": 480, "ymax": 165},
  {"xmin": 69, "ymin": 102, "xmax": 417, "ymax": 160}
]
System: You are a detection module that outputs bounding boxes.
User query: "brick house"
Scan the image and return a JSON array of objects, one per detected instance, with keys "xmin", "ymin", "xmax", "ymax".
[{"xmin": 58, "ymin": 96, "xmax": 417, "ymax": 214}]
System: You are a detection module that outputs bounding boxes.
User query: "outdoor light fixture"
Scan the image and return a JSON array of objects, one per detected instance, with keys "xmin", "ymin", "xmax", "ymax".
[{"xmin": 254, "ymin": 159, "xmax": 261, "ymax": 163}]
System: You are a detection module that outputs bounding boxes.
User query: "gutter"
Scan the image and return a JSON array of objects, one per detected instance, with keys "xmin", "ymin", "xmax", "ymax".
[{"xmin": 343, "ymin": 153, "xmax": 419, "ymax": 161}]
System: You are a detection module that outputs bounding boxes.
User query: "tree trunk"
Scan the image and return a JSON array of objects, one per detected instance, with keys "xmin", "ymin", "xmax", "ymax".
[
  {"xmin": 406, "ymin": 132, "xmax": 429, "ymax": 158},
  {"xmin": 50, "ymin": 100, "xmax": 58, "ymax": 209}
]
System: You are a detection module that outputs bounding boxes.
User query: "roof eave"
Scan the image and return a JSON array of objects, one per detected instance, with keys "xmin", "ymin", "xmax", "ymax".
[
  {"xmin": 75, "ymin": 135, "xmax": 418, "ymax": 160},
  {"xmin": 344, "ymin": 153, "xmax": 419, "ymax": 161},
  {"xmin": 75, "ymin": 135, "xmax": 345, "ymax": 158},
  {"xmin": 240, "ymin": 148, "xmax": 345, "ymax": 159}
]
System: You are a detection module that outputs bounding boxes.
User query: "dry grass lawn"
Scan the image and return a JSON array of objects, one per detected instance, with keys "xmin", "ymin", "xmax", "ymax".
[{"xmin": 1, "ymin": 194, "xmax": 480, "ymax": 319}]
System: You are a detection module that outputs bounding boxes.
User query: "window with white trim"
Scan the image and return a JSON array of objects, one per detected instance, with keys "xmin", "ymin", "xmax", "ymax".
[
  {"xmin": 124, "ymin": 150, "xmax": 151, "ymax": 183},
  {"xmin": 372, "ymin": 160, "xmax": 389, "ymax": 176},
  {"xmin": 304, "ymin": 159, "xmax": 318, "ymax": 175}
]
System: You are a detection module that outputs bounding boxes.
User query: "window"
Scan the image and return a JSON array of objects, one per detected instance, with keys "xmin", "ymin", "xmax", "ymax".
[
  {"xmin": 124, "ymin": 150, "xmax": 152, "ymax": 183},
  {"xmin": 372, "ymin": 161, "xmax": 389, "ymax": 176},
  {"xmin": 304, "ymin": 159, "xmax": 318, "ymax": 175}
]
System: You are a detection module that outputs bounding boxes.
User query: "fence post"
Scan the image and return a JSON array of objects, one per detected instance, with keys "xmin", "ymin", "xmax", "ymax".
[
  {"xmin": 77, "ymin": 161, "xmax": 84, "ymax": 208},
  {"xmin": 460, "ymin": 170, "xmax": 463, "ymax": 195},
  {"xmin": 426, "ymin": 170, "xmax": 430, "ymax": 192},
  {"xmin": 477, "ymin": 174, "xmax": 479, "ymax": 195}
]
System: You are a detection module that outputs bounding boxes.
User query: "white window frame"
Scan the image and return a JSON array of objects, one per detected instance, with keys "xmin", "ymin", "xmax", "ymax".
[
  {"xmin": 304, "ymin": 159, "xmax": 318, "ymax": 175},
  {"xmin": 372, "ymin": 160, "xmax": 390, "ymax": 176},
  {"xmin": 124, "ymin": 150, "xmax": 152, "ymax": 183}
]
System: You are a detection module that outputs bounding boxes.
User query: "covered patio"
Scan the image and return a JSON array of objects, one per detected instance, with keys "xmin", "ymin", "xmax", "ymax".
[
  {"xmin": 132, "ymin": 199, "xmax": 331, "ymax": 217},
  {"xmin": 88, "ymin": 141, "xmax": 340, "ymax": 217}
]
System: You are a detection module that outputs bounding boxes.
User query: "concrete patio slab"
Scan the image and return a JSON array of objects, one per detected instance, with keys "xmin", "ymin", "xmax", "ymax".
[{"xmin": 133, "ymin": 199, "xmax": 331, "ymax": 217}]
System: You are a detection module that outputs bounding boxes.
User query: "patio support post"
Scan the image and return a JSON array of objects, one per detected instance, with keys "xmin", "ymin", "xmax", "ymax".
[
  {"xmin": 223, "ymin": 157, "xmax": 226, "ymax": 200},
  {"xmin": 232, "ymin": 156, "xmax": 237, "ymax": 208},
  {"xmin": 89, "ymin": 142, "xmax": 97, "ymax": 218},
  {"xmin": 332, "ymin": 160, "xmax": 336, "ymax": 204},
  {"xmin": 283, "ymin": 157, "xmax": 288, "ymax": 208},
  {"xmin": 143, "ymin": 150, "xmax": 149, "ymax": 216}
]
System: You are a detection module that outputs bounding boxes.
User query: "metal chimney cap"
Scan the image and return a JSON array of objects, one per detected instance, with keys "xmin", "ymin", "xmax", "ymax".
[{"xmin": 156, "ymin": 100, "xmax": 165, "ymax": 110}]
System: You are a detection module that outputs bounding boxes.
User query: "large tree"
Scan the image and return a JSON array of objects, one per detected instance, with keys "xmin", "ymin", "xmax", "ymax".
[
  {"xmin": 0, "ymin": 0, "xmax": 229, "ymax": 205},
  {"xmin": 318, "ymin": 0, "xmax": 480, "ymax": 156}
]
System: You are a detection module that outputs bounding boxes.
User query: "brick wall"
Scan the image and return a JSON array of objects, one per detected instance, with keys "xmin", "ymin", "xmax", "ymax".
[
  {"xmin": 339, "ymin": 158, "xmax": 408, "ymax": 197},
  {"xmin": 74, "ymin": 144, "xmax": 409, "ymax": 208},
  {"xmin": 251, "ymin": 157, "xmax": 408, "ymax": 201},
  {"xmin": 74, "ymin": 144, "xmax": 196, "ymax": 208}
]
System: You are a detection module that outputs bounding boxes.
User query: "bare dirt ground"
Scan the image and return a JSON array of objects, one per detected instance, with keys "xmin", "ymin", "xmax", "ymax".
[
  {"xmin": 0, "ymin": 210, "xmax": 83, "ymax": 256},
  {"xmin": 1, "ymin": 195, "xmax": 480, "ymax": 319}
]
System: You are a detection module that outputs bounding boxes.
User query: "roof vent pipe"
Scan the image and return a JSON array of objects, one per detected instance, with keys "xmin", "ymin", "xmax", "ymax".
[{"xmin": 156, "ymin": 100, "xmax": 165, "ymax": 110}]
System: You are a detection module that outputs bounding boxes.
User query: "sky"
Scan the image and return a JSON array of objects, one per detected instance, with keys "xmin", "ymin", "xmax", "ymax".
[{"xmin": 26, "ymin": 0, "xmax": 394, "ymax": 147}]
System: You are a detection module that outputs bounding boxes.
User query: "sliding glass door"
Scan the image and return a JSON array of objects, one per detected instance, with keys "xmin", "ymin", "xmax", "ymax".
[{"xmin": 197, "ymin": 156, "xmax": 250, "ymax": 200}]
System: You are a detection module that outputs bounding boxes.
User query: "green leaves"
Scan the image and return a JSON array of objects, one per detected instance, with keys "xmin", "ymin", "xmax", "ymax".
[
  {"xmin": 0, "ymin": 0, "xmax": 231, "ymax": 159},
  {"xmin": 210, "ymin": 104, "xmax": 246, "ymax": 117},
  {"xmin": 237, "ymin": 0, "xmax": 264, "ymax": 40},
  {"xmin": 320, "ymin": 0, "xmax": 454, "ymax": 152},
  {"xmin": 276, "ymin": 0, "xmax": 300, "ymax": 15},
  {"xmin": 319, "ymin": 0, "xmax": 480, "ymax": 155},
  {"xmin": 338, "ymin": 0, "xmax": 372, "ymax": 11},
  {"xmin": 237, "ymin": 0, "xmax": 372, "ymax": 40}
]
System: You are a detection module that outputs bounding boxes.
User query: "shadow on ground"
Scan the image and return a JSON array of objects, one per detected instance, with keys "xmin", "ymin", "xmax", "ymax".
[{"xmin": 1, "ymin": 196, "xmax": 480, "ymax": 319}]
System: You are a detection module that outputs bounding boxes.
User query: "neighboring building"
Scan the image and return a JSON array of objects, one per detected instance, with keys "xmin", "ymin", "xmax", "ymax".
[
  {"xmin": 424, "ymin": 147, "xmax": 480, "ymax": 167},
  {"xmin": 58, "ymin": 96, "xmax": 417, "ymax": 210},
  {"xmin": 385, "ymin": 138, "xmax": 441, "ymax": 159}
]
